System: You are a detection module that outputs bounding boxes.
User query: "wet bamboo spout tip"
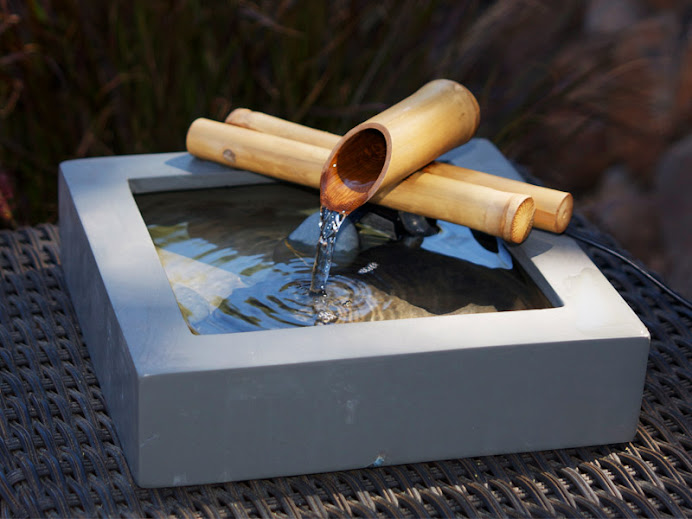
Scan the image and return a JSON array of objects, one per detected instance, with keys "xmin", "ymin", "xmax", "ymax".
[{"xmin": 320, "ymin": 124, "xmax": 391, "ymax": 213}]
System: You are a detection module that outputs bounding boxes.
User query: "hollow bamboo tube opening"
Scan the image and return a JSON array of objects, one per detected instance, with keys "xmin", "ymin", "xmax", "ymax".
[
  {"xmin": 320, "ymin": 79, "xmax": 480, "ymax": 214},
  {"xmin": 320, "ymin": 125, "xmax": 390, "ymax": 212}
]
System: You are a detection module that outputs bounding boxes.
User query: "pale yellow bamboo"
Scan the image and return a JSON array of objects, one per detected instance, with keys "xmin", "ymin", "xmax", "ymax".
[
  {"xmin": 422, "ymin": 162, "xmax": 573, "ymax": 234},
  {"xmin": 186, "ymin": 118, "xmax": 534, "ymax": 243},
  {"xmin": 320, "ymin": 79, "xmax": 480, "ymax": 213},
  {"xmin": 226, "ymin": 108, "xmax": 340, "ymax": 149},
  {"xmin": 370, "ymin": 172, "xmax": 535, "ymax": 244},
  {"xmin": 186, "ymin": 118, "xmax": 325, "ymax": 188},
  {"xmin": 225, "ymin": 108, "xmax": 572, "ymax": 233}
]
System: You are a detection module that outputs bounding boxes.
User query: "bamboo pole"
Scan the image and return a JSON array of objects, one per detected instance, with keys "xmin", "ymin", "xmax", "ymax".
[
  {"xmin": 226, "ymin": 108, "xmax": 340, "ymax": 150},
  {"xmin": 320, "ymin": 79, "xmax": 480, "ymax": 213},
  {"xmin": 225, "ymin": 108, "xmax": 572, "ymax": 233},
  {"xmin": 186, "ymin": 118, "xmax": 534, "ymax": 243},
  {"xmin": 186, "ymin": 118, "xmax": 325, "ymax": 188},
  {"xmin": 421, "ymin": 163, "xmax": 572, "ymax": 234}
]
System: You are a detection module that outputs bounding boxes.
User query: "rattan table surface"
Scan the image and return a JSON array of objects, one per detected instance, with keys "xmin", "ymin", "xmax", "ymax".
[{"xmin": 0, "ymin": 216, "xmax": 690, "ymax": 518}]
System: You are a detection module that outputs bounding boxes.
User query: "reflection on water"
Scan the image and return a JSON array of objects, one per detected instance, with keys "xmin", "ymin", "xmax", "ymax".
[{"xmin": 135, "ymin": 183, "xmax": 552, "ymax": 334}]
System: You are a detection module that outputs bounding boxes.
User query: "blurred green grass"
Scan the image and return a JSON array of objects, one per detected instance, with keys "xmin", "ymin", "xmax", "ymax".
[{"xmin": 0, "ymin": 0, "xmax": 608, "ymax": 226}]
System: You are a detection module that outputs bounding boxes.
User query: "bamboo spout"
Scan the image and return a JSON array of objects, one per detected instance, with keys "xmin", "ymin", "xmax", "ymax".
[{"xmin": 320, "ymin": 79, "xmax": 480, "ymax": 213}]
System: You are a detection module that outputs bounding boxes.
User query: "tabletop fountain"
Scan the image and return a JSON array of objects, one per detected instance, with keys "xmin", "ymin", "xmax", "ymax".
[{"xmin": 59, "ymin": 80, "xmax": 649, "ymax": 487}]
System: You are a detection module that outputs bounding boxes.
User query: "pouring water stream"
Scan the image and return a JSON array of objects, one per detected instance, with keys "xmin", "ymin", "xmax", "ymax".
[{"xmin": 309, "ymin": 207, "xmax": 347, "ymax": 295}]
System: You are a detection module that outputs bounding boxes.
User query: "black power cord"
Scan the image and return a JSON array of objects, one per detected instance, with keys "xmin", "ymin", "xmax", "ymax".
[{"xmin": 565, "ymin": 229, "xmax": 692, "ymax": 312}]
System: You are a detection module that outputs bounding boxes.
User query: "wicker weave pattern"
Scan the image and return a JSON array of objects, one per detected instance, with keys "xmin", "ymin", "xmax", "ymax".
[{"xmin": 1, "ymin": 220, "xmax": 691, "ymax": 518}]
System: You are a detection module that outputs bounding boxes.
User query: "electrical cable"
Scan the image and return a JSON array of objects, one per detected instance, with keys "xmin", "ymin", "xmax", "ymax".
[{"xmin": 565, "ymin": 229, "xmax": 692, "ymax": 312}]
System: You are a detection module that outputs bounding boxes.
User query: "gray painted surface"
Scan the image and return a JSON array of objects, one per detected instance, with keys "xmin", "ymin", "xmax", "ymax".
[{"xmin": 59, "ymin": 139, "xmax": 650, "ymax": 487}]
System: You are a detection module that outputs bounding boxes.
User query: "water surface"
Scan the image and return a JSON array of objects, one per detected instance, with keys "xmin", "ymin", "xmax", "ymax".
[{"xmin": 135, "ymin": 183, "xmax": 552, "ymax": 334}]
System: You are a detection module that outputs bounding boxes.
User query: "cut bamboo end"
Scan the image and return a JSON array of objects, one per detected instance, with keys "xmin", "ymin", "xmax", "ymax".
[
  {"xmin": 320, "ymin": 123, "xmax": 391, "ymax": 213},
  {"xmin": 504, "ymin": 195, "xmax": 535, "ymax": 244},
  {"xmin": 225, "ymin": 108, "xmax": 253, "ymax": 126},
  {"xmin": 537, "ymin": 191, "xmax": 573, "ymax": 234}
]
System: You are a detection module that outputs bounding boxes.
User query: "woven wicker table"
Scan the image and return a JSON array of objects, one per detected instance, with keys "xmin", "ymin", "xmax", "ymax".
[{"xmin": 1, "ymin": 214, "xmax": 691, "ymax": 518}]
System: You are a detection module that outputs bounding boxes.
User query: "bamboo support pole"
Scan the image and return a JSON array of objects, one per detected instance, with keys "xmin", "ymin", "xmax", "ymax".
[
  {"xmin": 187, "ymin": 118, "xmax": 534, "ymax": 243},
  {"xmin": 226, "ymin": 108, "xmax": 340, "ymax": 150},
  {"xmin": 186, "ymin": 118, "xmax": 326, "ymax": 188},
  {"xmin": 421, "ymin": 163, "xmax": 572, "ymax": 234},
  {"xmin": 225, "ymin": 108, "xmax": 573, "ymax": 233}
]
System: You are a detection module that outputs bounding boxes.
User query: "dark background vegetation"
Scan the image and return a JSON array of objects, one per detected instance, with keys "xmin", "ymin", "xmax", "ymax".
[{"xmin": 1, "ymin": 0, "xmax": 691, "ymax": 296}]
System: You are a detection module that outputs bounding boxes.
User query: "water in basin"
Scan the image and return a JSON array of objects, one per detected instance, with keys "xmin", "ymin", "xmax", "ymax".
[{"xmin": 135, "ymin": 183, "xmax": 552, "ymax": 334}]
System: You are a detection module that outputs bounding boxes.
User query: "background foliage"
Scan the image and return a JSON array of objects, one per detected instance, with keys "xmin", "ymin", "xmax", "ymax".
[
  {"xmin": 0, "ymin": 0, "xmax": 590, "ymax": 224},
  {"xmin": 1, "ymin": 0, "xmax": 690, "ymax": 295}
]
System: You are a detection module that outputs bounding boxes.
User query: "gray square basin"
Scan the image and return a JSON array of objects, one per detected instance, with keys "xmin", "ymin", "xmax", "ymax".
[{"xmin": 59, "ymin": 139, "xmax": 650, "ymax": 487}]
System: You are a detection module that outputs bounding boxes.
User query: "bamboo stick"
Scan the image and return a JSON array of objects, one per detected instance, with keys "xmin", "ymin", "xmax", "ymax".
[
  {"xmin": 225, "ymin": 108, "xmax": 572, "ymax": 233},
  {"xmin": 370, "ymin": 172, "xmax": 535, "ymax": 245},
  {"xmin": 226, "ymin": 108, "xmax": 340, "ymax": 150},
  {"xmin": 320, "ymin": 79, "xmax": 480, "ymax": 213},
  {"xmin": 186, "ymin": 118, "xmax": 534, "ymax": 243},
  {"xmin": 186, "ymin": 118, "xmax": 325, "ymax": 188},
  {"xmin": 421, "ymin": 162, "xmax": 572, "ymax": 234}
]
